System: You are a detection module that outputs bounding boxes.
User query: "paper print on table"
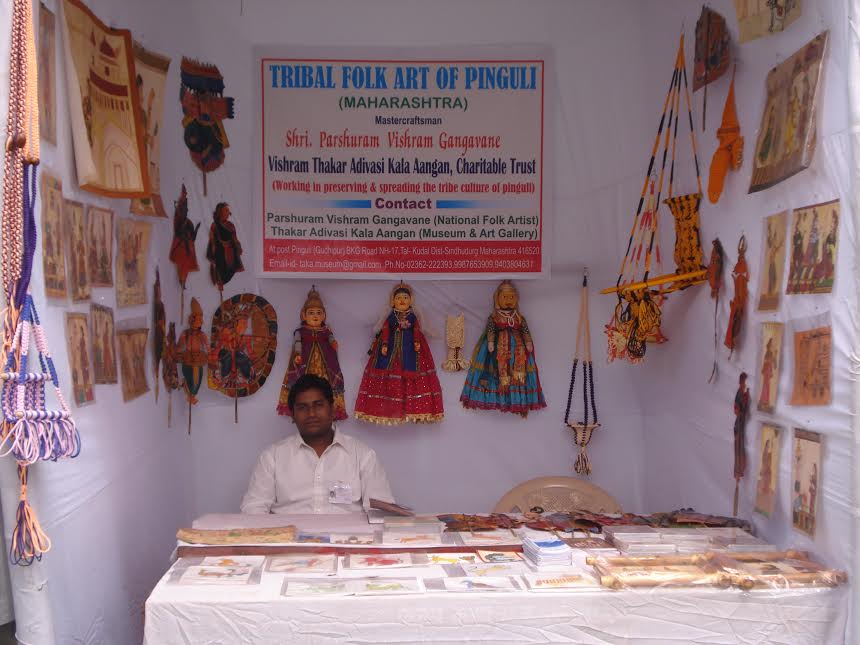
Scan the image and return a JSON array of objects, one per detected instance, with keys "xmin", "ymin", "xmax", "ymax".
[
  {"xmin": 60, "ymin": 0, "xmax": 150, "ymax": 197},
  {"xmin": 294, "ymin": 532, "xmax": 330, "ymax": 544},
  {"xmin": 86, "ymin": 206, "xmax": 113, "ymax": 287},
  {"xmin": 65, "ymin": 313, "xmax": 94, "ymax": 406},
  {"xmin": 461, "ymin": 562, "xmax": 526, "ymax": 578},
  {"xmin": 476, "ymin": 550, "xmax": 523, "ymax": 563},
  {"xmin": 756, "ymin": 322, "xmax": 784, "ymax": 413},
  {"xmin": 786, "ymin": 200, "xmax": 839, "ymax": 294},
  {"xmin": 754, "ymin": 423, "xmax": 782, "ymax": 518},
  {"xmin": 442, "ymin": 577, "xmax": 518, "ymax": 593},
  {"xmin": 129, "ymin": 42, "xmax": 171, "ymax": 217},
  {"xmin": 64, "ymin": 200, "xmax": 90, "ymax": 302},
  {"xmin": 790, "ymin": 325, "xmax": 831, "ymax": 406},
  {"xmin": 40, "ymin": 172, "xmax": 67, "ymax": 298},
  {"xmin": 346, "ymin": 553, "xmax": 413, "ymax": 569},
  {"xmin": 177, "ymin": 565, "xmax": 254, "ymax": 585},
  {"xmin": 791, "ymin": 428, "xmax": 820, "ymax": 537},
  {"xmin": 381, "ymin": 532, "xmax": 442, "ymax": 546},
  {"xmin": 757, "ymin": 211, "xmax": 787, "ymax": 310},
  {"xmin": 734, "ymin": 0, "xmax": 801, "ymax": 43},
  {"xmin": 329, "ymin": 533, "xmax": 375, "ymax": 545},
  {"xmin": 90, "ymin": 304, "xmax": 117, "ymax": 384},
  {"xmin": 353, "ymin": 578, "xmax": 424, "ymax": 595},
  {"xmin": 266, "ymin": 554, "xmax": 337, "ymax": 574},
  {"xmin": 459, "ymin": 530, "xmax": 517, "ymax": 546},
  {"xmin": 201, "ymin": 555, "xmax": 265, "ymax": 568},
  {"xmin": 281, "ymin": 579, "xmax": 352, "ymax": 596},
  {"xmin": 38, "ymin": 2, "xmax": 57, "ymax": 145},
  {"xmin": 207, "ymin": 293, "xmax": 278, "ymax": 399},
  {"xmin": 749, "ymin": 31, "xmax": 827, "ymax": 193},
  {"xmin": 116, "ymin": 218, "xmax": 151, "ymax": 307},
  {"xmin": 117, "ymin": 328, "xmax": 149, "ymax": 402},
  {"xmin": 523, "ymin": 573, "xmax": 601, "ymax": 592},
  {"xmin": 424, "ymin": 553, "xmax": 480, "ymax": 566}
]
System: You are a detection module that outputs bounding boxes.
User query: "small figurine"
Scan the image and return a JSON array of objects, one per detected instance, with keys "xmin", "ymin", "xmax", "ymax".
[
  {"xmin": 461, "ymin": 280, "xmax": 546, "ymax": 417},
  {"xmin": 176, "ymin": 298, "xmax": 208, "ymax": 433},
  {"xmin": 277, "ymin": 287, "xmax": 347, "ymax": 420},
  {"xmin": 152, "ymin": 268, "xmax": 166, "ymax": 402},
  {"xmin": 732, "ymin": 371, "xmax": 750, "ymax": 516},
  {"xmin": 168, "ymin": 184, "xmax": 200, "ymax": 319},
  {"xmin": 441, "ymin": 313, "xmax": 469, "ymax": 372},
  {"xmin": 205, "ymin": 202, "xmax": 243, "ymax": 298},
  {"xmin": 725, "ymin": 235, "xmax": 749, "ymax": 356},
  {"xmin": 354, "ymin": 283, "xmax": 444, "ymax": 425}
]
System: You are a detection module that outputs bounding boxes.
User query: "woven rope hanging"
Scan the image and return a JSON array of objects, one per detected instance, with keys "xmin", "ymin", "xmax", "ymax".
[{"xmin": 564, "ymin": 272, "xmax": 599, "ymax": 475}]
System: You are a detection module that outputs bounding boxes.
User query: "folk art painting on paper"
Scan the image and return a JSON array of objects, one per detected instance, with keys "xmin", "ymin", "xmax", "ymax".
[
  {"xmin": 65, "ymin": 312, "xmax": 94, "ymax": 406},
  {"xmin": 116, "ymin": 218, "xmax": 151, "ymax": 307},
  {"xmin": 792, "ymin": 428, "xmax": 820, "ymax": 537},
  {"xmin": 90, "ymin": 304, "xmax": 118, "ymax": 384},
  {"xmin": 749, "ymin": 32, "xmax": 827, "ymax": 193},
  {"xmin": 786, "ymin": 200, "xmax": 839, "ymax": 295},
  {"xmin": 60, "ymin": 0, "xmax": 150, "ymax": 197},
  {"xmin": 754, "ymin": 423, "xmax": 781, "ymax": 517},
  {"xmin": 757, "ymin": 211, "xmax": 787, "ymax": 311},
  {"xmin": 130, "ymin": 42, "xmax": 171, "ymax": 217},
  {"xmin": 756, "ymin": 322, "xmax": 784, "ymax": 414},
  {"xmin": 38, "ymin": 2, "xmax": 57, "ymax": 144},
  {"xmin": 734, "ymin": 0, "xmax": 801, "ymax": 43},
  {"xmin": 117, "ymin": 328, "xmax": 149, "ymax": 402},
  {"xmin": 790, "ymin": 325, "xmax": 831, "ymax": 406},
  {"xmin": 40, "ymin": 172, "xmax": 67, "ymax": 298},
  {"xmin": 86, "ymin": 206, "xmax": 114, "ymax": 287},
  {"xmin": 64, "ymin": 199, "xmax": 90, "ymax": 302}
]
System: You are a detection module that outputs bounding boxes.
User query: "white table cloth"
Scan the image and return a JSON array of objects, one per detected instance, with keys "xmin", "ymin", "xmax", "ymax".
[{"xmin": 145, "ymin": 514, "xmax": 849, "ymax": 644}]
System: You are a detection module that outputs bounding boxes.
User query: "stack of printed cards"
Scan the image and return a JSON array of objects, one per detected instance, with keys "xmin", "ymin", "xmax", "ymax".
[
  {"xmin": 458, "ymin": 529, "xmax": 519, "ymax": 546},
  {"xmin": 173, "ymin": 556, "xmax": 265, "ymax": 586},
  {"xmin": 522, "ymin": 535, "xmax": 573, "ymax": 568}
]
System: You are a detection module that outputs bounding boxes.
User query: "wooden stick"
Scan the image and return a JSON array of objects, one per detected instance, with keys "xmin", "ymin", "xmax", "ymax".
[
  {"xmin": 600, "ymin": 269, "xmax": 707, "ymax": 295},
  {"xmin": 733, "ymin": 478, "xmax": 740, "ymax": 516},
  {"xmin": 202, "ymin": 171, "xmax": 207, "ymax": 196},
  {"xmin": 167, "ymin": 392, "xmax": 172, "ymax": 428},
  {"xmin": 188, "ymin": 400, "xmax": 192, "ymax": 435},
  {"xmin": 234, "ymin": 392, "xmax": 238, "ymax": 424}
]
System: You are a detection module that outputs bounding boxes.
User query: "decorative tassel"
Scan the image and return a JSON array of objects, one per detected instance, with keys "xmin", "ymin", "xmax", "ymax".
[{"xmin": 9, "ymin": 465, "xmax": 51, "ymax": 565}]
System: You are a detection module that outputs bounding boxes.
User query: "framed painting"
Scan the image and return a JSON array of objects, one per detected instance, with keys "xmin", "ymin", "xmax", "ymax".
[
  {"xmin": 87, "ymin": 206, "xmax": 114, "ymax": 287},
  {"xmin": 64, "ymin": 199, "xmax": 90, "ymax": 301},
  {"xmin": 90, "ymin": 304, "xmax": 118, "ymax": 384},
  {"xmin": 65, "ymin": 312, "xmax": 94, "ymax": 406},
  {"xmin": 756, "ymin": 322, "xmax": 784, "ymax": 413},
  {"xmin": 749, "ymin": 32, "xmax": 827, "ymax": 193},
  {"xmin": 790, "ymin": 325, "xmax": 831, "ymax": 406},
  {"xmin": 791, "ymin": 428, "xmax": 820, "ymax": 537},
  {"xmin": 786, "ymin": 199, "xmax": 839, "ymax": 294},
  {"xmin": 40, "ymin": 172, "xmax": 67, "ymax": 298},
  {"xmin": 757, "ymin": 211, "xmax": 787, "ymax": 311},
  {"xmin": 116, "ymin": 218, "xmax": 151, "ymax": 307},
  {"xmin": 734, "ymin": 0, "xmax": 801, "ymax": 43},
  {"xmin": 130, "ymin": 42, "xmax": 171, "ymax": 217},
  {"xmin": 117, "ymin": 327, "xmax": 149, "ymax": 401},
  {"xmin": 60, "ymin": 0, "xmax": 150, "ymax": 197},
  {"xmin": 38, "ymin": 2, "xmax": 57, "ymax": 144},
  {"xmin": 754, "ymin": 423, "xmax": 781, "ymax": 517}
]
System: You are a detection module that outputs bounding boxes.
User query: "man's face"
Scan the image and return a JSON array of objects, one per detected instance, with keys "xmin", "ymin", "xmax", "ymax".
[{"xmin": 292, "ymin": 387, "xmax": 334, "ymax": 440}]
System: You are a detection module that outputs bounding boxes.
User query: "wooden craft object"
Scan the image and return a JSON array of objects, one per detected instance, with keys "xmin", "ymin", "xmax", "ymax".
[
  {"xmin": 205, "ymin": 202, "xmax": 243, "ymax": 298},
  {"xmin": 706, "ymin": 238, "xmax": 725, "ymax": 383},
  {"xmin": 168, "ymin": 184, "xmax": 200, "ymax": 320},
  {"xmin": 725, "ymin": 235, "xmax": 748, "ymax": 355},
  {"xmin": 177, "ymin": 297, "xmax": 208, "ymax": 433},
  {"xmin": 442, "ymin": 313, "xmax": 469, "ymax": 372},
  {"xmin": 177, "ymin": 525, "xmax": 298, "ymax": 545}
]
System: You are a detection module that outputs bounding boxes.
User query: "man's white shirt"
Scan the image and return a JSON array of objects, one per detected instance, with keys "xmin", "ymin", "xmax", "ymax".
[{"xmin": 240, "ymin": 428, "xmax": 394, "ymax": 514}]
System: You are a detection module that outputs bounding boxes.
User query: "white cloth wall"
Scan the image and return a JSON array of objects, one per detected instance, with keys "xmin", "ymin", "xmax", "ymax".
[{"xmin": 0, "ymin": 0, "xmax": 854, "ymax": 643}]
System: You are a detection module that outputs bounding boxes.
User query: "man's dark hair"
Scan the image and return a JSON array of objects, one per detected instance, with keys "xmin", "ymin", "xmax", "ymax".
[{"xmin": 287, "ymin": 374, "xmax": 334, "ymax": 411}]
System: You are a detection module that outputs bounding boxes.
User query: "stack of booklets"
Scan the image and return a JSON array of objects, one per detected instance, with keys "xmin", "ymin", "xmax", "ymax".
[{"xmin": 521, "ymin": 535, "xmax": 572, "ymax": 568}]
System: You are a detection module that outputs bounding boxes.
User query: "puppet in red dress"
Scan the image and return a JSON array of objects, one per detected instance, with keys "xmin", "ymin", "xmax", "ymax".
[{"xmin": 354, "ymin": 283, "xmax": 444, "ymax": 425}]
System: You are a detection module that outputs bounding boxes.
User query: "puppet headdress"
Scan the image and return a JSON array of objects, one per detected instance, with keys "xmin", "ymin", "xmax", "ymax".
[
  {"xmin": 302, "ymin": 286, "xmax": 325, "ymax": 313},
  {"xmin": 189, "ymin": 297, "xmax": 202, "ymax": 322}
]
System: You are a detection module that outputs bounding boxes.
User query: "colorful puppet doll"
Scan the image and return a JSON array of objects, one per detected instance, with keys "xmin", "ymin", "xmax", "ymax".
[
  {"xmin": 732, "ymin": 372, "xmax": 750, "ymax": 516},
  {"xmin": 176, "ymin": 297, "xmax": 208, "ymax": 433},
  {"xmin": 163, "ymin": 322, "xmax": 179, "ymax": 427},
  {"xmin": 461, "ymin": 280, "xmax": 547, "ymax": 417},
  {"xmin": 179, "ymin": 58, "xmax": 234, "ymax": 195},
  {"xmin": 278, "ymin": 287, "xmax": 347, "ymax": 420},
  {"xmin": 152, "ymin": 268, "xmax": 166, "ymax": 402},
  {"xmin": 706, "ymin": 238, "xmax": 725, "ymax": 383},
  {"xmin": 168, "ymin": 184, "xmax": 200, "ymax": 319},
  {"xmin": 725, "ymin": 236, "xmax": 749, "ymax": 356},
  {"xmin": 354, "ymin": 283, "xmax": 444, "ymax": 425},
  {"xmin": 206, "ymin": 202, "xmax": 243, "ymax": 298}
]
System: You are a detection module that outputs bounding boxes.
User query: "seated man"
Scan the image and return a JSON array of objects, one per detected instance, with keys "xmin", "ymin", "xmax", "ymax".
[{"xmin": 241, "ymin": 374, "xmax": 394, "ymax": 514}]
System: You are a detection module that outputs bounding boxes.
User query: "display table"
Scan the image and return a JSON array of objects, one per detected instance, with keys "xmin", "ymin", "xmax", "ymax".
[{"xmin": 145, "ymin": 514, "xmax": 850, "ymax": 644}]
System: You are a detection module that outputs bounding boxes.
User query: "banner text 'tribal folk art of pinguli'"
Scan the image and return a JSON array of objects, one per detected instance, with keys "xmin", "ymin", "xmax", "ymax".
[{"xmin": 257, "ymin": 51, "xmax": 549, "ymax": 279}]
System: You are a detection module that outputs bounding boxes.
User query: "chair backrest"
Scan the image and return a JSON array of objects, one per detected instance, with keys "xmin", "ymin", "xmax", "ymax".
[{"xmin": 493, "ymin": 476, "xmax": 621, "ymax": 514}]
